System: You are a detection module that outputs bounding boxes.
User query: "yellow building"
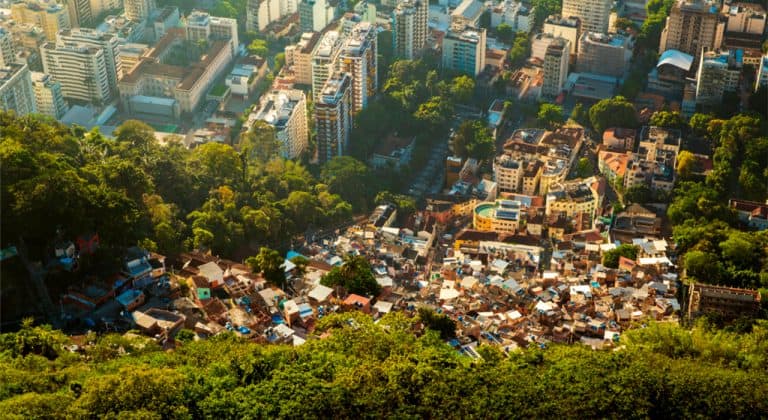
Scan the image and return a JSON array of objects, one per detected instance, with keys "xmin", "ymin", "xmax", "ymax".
[
  {"xmin": 11, "ymin": 1, "xmax": 71, "ymax": 41},
  {"xmin": 473, "ymin": 200, "xmax": 522, "ymax": 233}
]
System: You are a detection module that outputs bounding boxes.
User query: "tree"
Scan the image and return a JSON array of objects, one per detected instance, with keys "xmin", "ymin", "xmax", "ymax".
[
  {"xmin": 508, "ymin": 32, "xmax": 530, "ymax": 67},
  {"xmin": 613, "ymin": 17, "xmax": 638, "ymax": 32},
  {"xmin": 589, "ymin": 96, "xmax": 638, "ymax": 135},
  {"xmin": 537, "ymin": 103, "xmax": 565, "ymax": 129},
  {"xmin": 602, "ymin": 244, "xmax": 639, "ymax": 268},
  {"xmin": 414, "ymin": 96, "xmax": 454, "ymax": 131},
  {"xmin": 273, "ymin": 52, "xmax": 286, "ymax": 74},
  {"xmin": 246, "ymin": 247, "xmax": 286, "ymax": 288},
  {"xmin": 676, "ymin": 150, "xmax": 697, "ymax": 180},
  {"xmin": 496, "ymin": 23, "xmax": 514, "ymax": 43},
  {"xmin": 450, "ymin": 75, "xmax": 475, "ymax": 103},
  {"xmin": 282, "ymin": 190, "xmax": 320, "ymax": 231},
  {"xmin": 689, "ymin": 113, "xmax": 713, "ymax": 137},
  {"xmin": 321, "ymin": 156, "xmax": 371, "ymax": 211},
  {"xmin": 569, "ymin": 103, "xmax": 589, "ymax": 127},
  {"xmin": 247, "ymin": 39, "xmax": 268, "ymax": 57},
  {"xmin": 650, "ymin": 110, "xmax": 685, "ymax": 129},
  {"xmin": 684, "ymin": 250, "xmax": 723, "ymax": 282},
  {"xmin": 417, "ymin": 307, "xmax": 456, "ymax": 339},
  {"xmin": 320, "ymin": 254, "xmax": 381, "ymax": 296},
  {"xmin": 451, "ymin": 120, "xmax": 495, "ymax": 162},
  {"xmin": 575, "ymin": 157, "xmax": 593, "ymax": 178},
  {"xmin": 240, "ymin": 120, "xmax": 281, "ymax": 164}
]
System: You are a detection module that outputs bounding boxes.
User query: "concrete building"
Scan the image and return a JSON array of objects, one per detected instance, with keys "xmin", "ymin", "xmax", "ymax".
[
  {"xmin": 247, "ymin": 0, "xmax": 298, "ymax": 33},
  {"xmin": 315, "ymin": 72, "xmax": 352, "ymax": 164},
  {"xmin": 150, "ymin": 6, "xmax": 181, "ymax": 41},
  {"xmin": 490, "ymin": 0, "xmax": 533, "ymax": 32},
  {"xmin": 494, "ymin": 153, "xmax": 523, "ymax": 192},
  {"xmin": 473, "ymin": 200, "xmax": 522, "ymax": 233},
  {"xmin": 659, "ymin": 0, "xmax": 724, "ymax": 60},
  {"xmin": 540, "ymin": 37, "xmax": 569, "ymax": 99},
  {"xmin": 545, "ymin": 177, "xmax": 601, "ymax": 220},
  {"xmin": 0, "ymin": 63, "xmax": 36, "ymax": 115},
  {"xmin": 338, "ymin": 22, "xmax": 377, "ymax": 113},
  {"xmin": 442, "ymin": 25, "xmax": 486, "ymax": 76},
  {"xmin": 299, "ymin": 0, "xmax": 336, "ymax": 32},
  {"xmin": 695, "ymin": 48, "xmax": 741, "ymax": 106},
  {"xmin": 95, "ymin": 13, "xmax": 144, "ymax": 43},
  {"xmin": 31, "ymin": 71, "xmax": 68, "ymax": 118},
  {"xmin": 392, "ymin": 0, "xmax": 428, "ymax": 59},
  {"xmin": 284, "ymin": 32, "xmax": 320, "ymax": 86},
  {"xmin": 0, "ymin": 28, "xmax": 15, "ymax": 67},
  {"xmin": 251, "ymin": 89, "xmax": 309, "ymax": 159},
  {"xmin": 542, "ymin": 15, "xmax": 580, "ymax": 57},
  {"xmin": 450, "ymin": 0, "xmax": 484, "ymax": 29},
  {"xmin": 41, "ymin": 41, "xmax": 111, "ymax": 103},
  {"xmin": 561, "ymin": 0, "xmax": 611, "ymax": 34},
  {"xmin": 66, "ymin": 0, "xmax": 93, "ymax": 27},
  {"xmin": 687, "ymin": 283, "xmax": 761, "ymax": 320},
  {"xmin": 118, "ymin": 42, "xmax": 148, "ymax": 73},
  {"xmin": 311, "ymin": 30, "xmax": 342, "ymax": 100},
  {"xmin": 184, "ymin": 10, "xmax": 239, "ymax": 55},
  {"xmin": 577, "ymin": 32, "xmax": 632, "ymax": 78},
  {"xmin": 757, "ymin": 54, "xmax": 768, "ymax": 92},
  {"xmin": 11, "ymin": 0, "xmax": 72, "ymax": 41},
  {"xmin": 723, "ymin": 2, "xmax": 766, "ymax": 35},
  {"xmin": 124, "ymin": 0, "xmax": 155, "ymax": 22},
  {"xmin": 531, "ymin": 32, "xmax": 556, "ymax": 61},
  {"xmin": 56, "ymin": 28, "xmax": 121, "ymax": 97},
  {"xmin": 89, "ymin": 0, "xmax": 122, "ymax": 18}
]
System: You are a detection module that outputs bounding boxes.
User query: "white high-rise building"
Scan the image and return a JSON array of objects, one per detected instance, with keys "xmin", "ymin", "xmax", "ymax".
[
  {"xmin": 31, "ymin": 71, "xmax": 68, "ymax": 118},
  {"xmin": 659, "ymin": 0, "xmax": 723, "ymax": 60},
  {"xmin": 696, "ymin": 49, "xmax": 741, "ymax": 106},
  {"xmin": 442, "ymin": 25, "xmax": 486, "ymax": 76},
  {"xmin": 41, "ymin": 41, "xmax": 112, "ymax": 103},
  {"xmin": 337, "ymin": 22, "xmax": 377, "ymax": 113},
  {"xmin": 315, "ymin": 72, "xmax": 352, "ymax": 164},
  {"xmin": 89, "ymin": 0, "xmax": 123, "ymax": 19},
  {"xmin": 56, "ymin": 28, "xmax": 121, "ymax": 97},
  {"xmin": 284, "ymin": 32, "xmax": 320, "ymax": 86},
  {"xmin": 247, "ymin": 0, "xmax": 298, "ymax": 32},
  {"xmin": 0, "ymin": 63, "xmax": 36, "ymax": 116},
  {"xmin": 542, "ymin": 15, "xmax": 581, "ymax": 57},
  {"xmin": 252, "ymin": 89, "xmax": 309, "ymax": 159},
  {"xmin": 124, "ymin": 0, "xmax": 156, "ymax": 22},
  {"xmin": 311, "ymin": 30, "xmax": 342, "ymax": 100},
  {"xmin": 561, "ymin": 0, "xmax": 612, "ymax": 34},
  {"xmin": 298, "ymin": 0, "xmax": 336, "ymax": 32},
  {"xmin": 392, "ymin": 0, "xmax": 428, "ymax": 59},
  {"xmin": 184, "ymin": 10, "xmax": 239, "ymax": 55},
  {"xmin": 540, "ymin": 37, "xmax": 569, "ymax": 99},
  {"xmin": 0, "ymin": 28, "xmax": 15, "ymax": 67}
]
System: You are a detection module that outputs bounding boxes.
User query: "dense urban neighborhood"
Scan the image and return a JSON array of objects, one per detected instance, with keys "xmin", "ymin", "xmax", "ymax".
[{"xmin": 1, "ymin": 0, "xmax": 767, "ymax": 417}]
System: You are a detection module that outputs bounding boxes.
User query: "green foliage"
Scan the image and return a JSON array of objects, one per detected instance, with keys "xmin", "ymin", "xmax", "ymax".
[
  {"xmin": 689, "ymin": 113, "xmax": 714, "ymax": 137},
  {"xmin": 247, "ymin": 39, "xmax": 268, "ymax": 57},
  {"xmin": 417, "ymin": 308, "xmax": 456, "ymax": 339},
  {"xmin": 246, "ymin": 247, "xmax": 286, "ymax": 288},
  {"xmin": 575, "ymin": 157, "xmax": 593, "ymax": 178},
  {"xmin": 649, "ymin": 110, "xmax": 685, "ymax": 129},
  {"xmin": 569, "ymin": 102, "xmax": 589, "ymax": 127},
  {"xmin": 602, "ymin": 244, "xmax": 639, "ymax": 268},
  {"xmin": 1, "ymin": 318, "xmax": 767, "ymax": 418},
  {"xmin": 495, "ymin": 23, "xmax": 514, "ymax": 43},
  {"xmin": 451, "ymin": 120, "xmax": 495, "ymax": 162},
  {"xmin": 507, "ymin": 32, "xmax": 530, "ymax": 68},
  {"xmin": 320, "ymin": 254, "xmax": 381, "ymax": 297},
  {"xmin": 537, "ymin": 103, "xmax": 564, "ymax": 129},
  {"xmin": 530, "ymin": 0, "xmax": 561, "ymax": 29},
  {"xmin": 588, "ymin": 96, "xmax": 638, "ymax": 136},
  {"xmin": 321, "ymin": 156, "xmax": 371, "ymax": 212}
]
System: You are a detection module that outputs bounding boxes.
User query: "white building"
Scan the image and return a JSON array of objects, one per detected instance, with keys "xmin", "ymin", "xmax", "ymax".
[
  {"xmin": 531, "ymin": 32, "xmax": 556, "ymax": 61},
  {"xmin": 284, "ymin": 32, "xmax": 320, "ymax": 86},
  {"xmin": 542, "ymin": 14, "xmax": 580, "ymax": 56},
  {"xmin": 392, "ymin": 0, "xmax": 428, "ymax": 59},
  {"xmin": 451, "ymin": 0, "xmax": 484, "ymax": 29},
  {"xmin": 184, "ymin": 10, "xmax": 239, "ymax": 55},
  {"xmin": 311, "ymin": 30, "xmax": 342, "ymax": 100},
  {"xmin": 298, "ymin": 0, "xmax": 336, "ymax": 32},
  {"xmin": 494, "ymin": 154, "xmax": 523, "ymax": 192},
  {"xmin": 577, "ymin": 32, "xmax": 632, "ymax": 78},
  {"xmin": 124, "ymin": 0, "xmax": 155, "ymax": 22},
  {"xmin": 0, "ymin": 63, "xmax": 36, "ymax": 116},
  {"xmin": 56, "ymin": 28, "xmax": 121, "ymax": 97},
  {"xmin": 315, "ymin": 72, "xmax": 352, "ymax": 164},
  {"xmin": 490, "ymin": 0, "xmax": 534, "ymax": 33},
  {"xmin": 0, "ymin": 28, "xmax": 16, "ymax": 68},
  {"xmin": 696, "ymin": 48, "xmax": 741, "ymax": 106},
  {"xmin": 338, "ymin": 22, "xmax": 377, "ymax": 113},
  {"xmin": 41, "ymin": 41, "xmax": 112, "ymax": 103},
  {"xmin": 89, "ymin": 0, "xmax": 123, "ymax": 19},
  {"xmin": 247, "ymin": 0, "xmax": 298, "ymax": 32},
  {"xmin": 31, "ymin": 71, "xmax": 68, "ymax": 118},
  {"xmin": 723, "ymin": 2, "xmax": 766, "ymax": 35},
  {"xmin": 442, "ymin": 25, "xmax": 486, "ymax": 76},
  {"xmin": 561, "ymin": 0, "xmax": 612, "ymax": 34},
  {"xmin": 251, "ymin": 89, "xmax": 309, "ymax": 159}
]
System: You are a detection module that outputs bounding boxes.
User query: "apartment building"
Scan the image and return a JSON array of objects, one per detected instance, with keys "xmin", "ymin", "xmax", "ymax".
[
  {"xmin": 311, "ymin": 30, "xmax": 342, "ymax": 100},
  {"xmin": 184, "ymin": 10, "xmax": 239, "ymax": 55},
  {"xmin": 392, "ymin": 0, "xmax": 428, "ymax": 59},
  {"xmin": 41, "ymin": 41, "xmax": 111, "ymax": 103},
  {"xmin": 124, "ymin": 0, "xmax": 156, "ymax": 22},
  {"xmin": 473, "ymin": 200, "xmax": 522, "ymax": 233},
  {"xmin": 561, "ymin": 0, "xmax": 611, "ymax": 34},
  {"xmin": 577, "ymin": 32, "xmax": 632, "ymax": 78},
  {"xmin": 442, "ymin": 25, "xmax": 486, "ymax": 76},
  {"xmin": 89, "ymin": 0, "xmax": 122, "ymax": 18},
  {"xmin": 688, "ymin": 283, "xmax": 761, "ymax": 320},
  {"xmin": 11, "ymin": 0, "xmax": 72, "ymax": 41},
  {"xmin": 57, "ymin": 28, "xmax": 121, "ymax": 96},
  {"xmin": 490, "ymin": 0, "xmax": 534, "ymax": 33},
  {"xmin": 659, "ymin": 0, "xmax": 724, "ymax": 60},
  {"xmin": 545, "ymin": 177, "xmax": 602, "ymax": 221},
  {"xmin": 0, "ymin": 28, "xmax": 15, "ymax": 67},
  {"xmin": 0, "ymin": 62, "xmax": 36, "ymax": 115},
  {"xmin": 284, "ymin": 32, "xmax": 320, "ymax": 86},
  {"xmin": 31, "ymin": 71, "xmax": 68, "ymax": 118},
  {"xmin": 66, "ymin": 0, "xmax": 93, "ymax": 27},
  {"xmin": 251, "ymin": 89, "xmax": 309, "ymax": 159},
  {"xmin": 494, "ymin": 154, "xmax": 523, "ymax": 192},
  {"xmin": 315, "ymin": 72, "xmax": 352, "ymax": 164},
  {"xmin": 298, "ymin": 0, "xmax": 336, "ymax": 32},
  {"xmin": 695, "ymin": 48, "xmax": 742, "ymax": 106},
  {"xmin": 247, "ymin": 0, "xmax": 298, "ymax": 32},
  {"xmin": 542, "ymin": 15, "xmax": 580, "ymax": 57},
  {"xmin": 723, "ymin": 2, "xmax": 766, "ymax": 35},
  {"xmin": 540, "ymin": 37, "xmax": 569, "ymax": 99},
  {"xmin": 338, "ymin": 22, "xmax": 377, "ymax": 113}
]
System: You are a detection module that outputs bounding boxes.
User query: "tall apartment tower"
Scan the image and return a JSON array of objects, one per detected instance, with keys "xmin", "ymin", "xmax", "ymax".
[
  {"xmin": 695, "ymin": 49, "xmax": 741, "ymax": 106},
  {"xmin": 577, "ymin": 32, "xmax": 632, "ymax": 78},
  {"xmin": 392, "ymin": 0, "xmax": 428, "ymax": 59},
  {"xmin": 540, "ymin": 38, "xmax": 569, "ymax": 99},
  {"xmin": 11, "ymin": 1, "xmax": 72, "ymax": 41},
  {"xmin": 66, "ymin": 0, "xmax": 93, "ymax": 27},
  {"xmin": 247, "ymin": 0, "xmax": 298, "ymax": 33},
  {"xmin": 0, "ymin": 28, "xmax": 16, "ymax": 67},
  {"xmin": 561, "ymin": 0, "xmax": 611, "ymax": 34},
  {"xmin": 659, "ymin": 0, "xmax": 723, "ymax": 60},
  {"xmin": 542, "ymin": 15, "xmax": 581, "ymax": 57},
  {"xmin": 56, "ymin": 28, "xmax": 121, "ymax": 97},
  {"xmin": 184, "ymin": 11, "xmax": 239, "ymax": 55},
  {"xmin": 0, "ymin": 63, "xmax": 36, "ymax": 115},
  {"xmin": 40, "ymin": 41, "xmax": 112, "ymax": 103},
  {"xmin": 315, "ymin": 72, "xmax": 352, "ymax": 164},
  {"xmin": 442, "ymin": 25, "xmax": 486, "ymax": 76},
  {"xmin": 31, "ymin": 71, "xmax": 68, "ymax": 118},
  {"xmin": 337, "ymin": 22, "xmax": 377, "ymax": 113},
  {"xmin": 298, "ymin": 0, "xmax": 335, "ymax": 32},
  {"xmin": 311, "ymin": 30, "xmax": 342, "ymax": 100},
  {"xmin": 284, "ymin": 32, "xmax": 320, "ymax": 85},
  {"xmin": 124, "ymin": 0, "xmax": 156, "ymax": 22},
  {"xmin": 252, "ymin": 89, "xmax": 309, "ymax": 159}
]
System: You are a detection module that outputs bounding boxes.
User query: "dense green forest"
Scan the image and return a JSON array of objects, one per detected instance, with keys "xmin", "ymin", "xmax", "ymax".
[
  {"xmin": 0, "ymin": 112, "xmax": 392, "ymax": 260},
  {"xmin": 1, "ymin": 314, "xmax": 767, "ymax": 418}
]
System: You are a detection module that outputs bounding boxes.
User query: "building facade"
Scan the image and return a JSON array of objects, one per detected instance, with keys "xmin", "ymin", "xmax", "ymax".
[
  {"xmin": 577, "ymin": 32, "xmax": 632, "ymax": 78},
  {"xmin": 561, "ymin": 0, "xmax": 611, "ymax": 34},
  {"xmin": 0, "ymin": 63, "xmax": 36, "ymax": 115},
  {"xmin": 31, "ymin": 71, "xmax": 68, "ymax": 118},
  {"xmin": 66, "ymin": 0, "xmax": 93, "ymax": 27},
  {"xmin": 392, "ymin": 0, "xmax": 428, "ymax": 60},
  {"xmin": 57, "ymin": 28, "xmax": 121, "ymax": 97},
  {"xmin": 41, "ymin": 41, "xmax": 111, "ymax": 103},
  {"xmin": 442, "ymin": 25, "xmax": 486, "ymax": 76},
  {"xmin": 252, "ymin": 89, "xmax": 309, "ymax": 159},
  {"xmin": 695, "ymin": 48, "xmax": 741, "ymax": 106},
  {"xmin": 311, "ymin": 30, "xmax": 342, "ymax": 100},
  {"xmin": 315, "ymin": 72, "xmax": 352, "ymax": 164},
  {"xmin": 284, "ymin": 32, "xmax": 320, "ymax": 86},
  {"xmin": 338, "ymin": 22, "xmax": 377, "ymax": 113},
  {"xmin": 540, "ymin": 37, "xmax": 569, "ymax": 99},
  {"xmin": 298, "ymin": 0, "xmax": 336, "ymax": 32},
  {"xmin": 0, "ymin": 28, "xmax": 15, "ymax": 67},
  {"xmin": 247, "ymin": 0, "xmax": 298, "ymax": 32},
  {"xmin": 542, "ymin": 15, "xmax": 580, "ymax": 57},
  {"xmin": 659, "ymin": 0, "xmax": 723, "ymax": 60},
  {"xmin": 490, "ymin": 0, "xmax": 533, "ymax": 32},
  {"xmin": 11, "ymin": 1, "xmax": 72, "ymax": 41},
  {"xmin": 184, "ymin": 11, "xmax": 239, "ymax": 55},
  {"xmin": 124, "ymin": 0, "xmax": 156, "ymax": 22}
]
